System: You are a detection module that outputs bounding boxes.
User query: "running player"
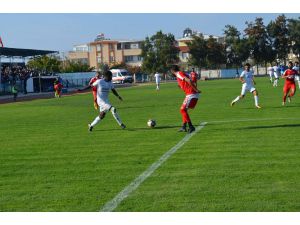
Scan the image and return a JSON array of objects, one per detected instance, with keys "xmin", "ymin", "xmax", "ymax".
[
  {"xmin": 54, "ymin": 79, "xmax": 63, "ymax": 98},
  {"xmin": 154, "ymin": 72, "xmax": 161, "ymax": 90},
  {"xmin": 89, "ymin": 72, "xmax": 101, "ymax": 109},
  {"xmin": 88, "ymin": 70, "xmax": 126, "ymax": 131},
  {"xmin": 170, "ymin": 65, "xmax": 201, "ymax": 133},
  {"xmin": 273, "ymin": 63, "xmax": 281, "ymax": 87},
  {"xmin": 293, "ymin": 61, "xmax": 300, "ymax": 89},
  {"xmin": 231, "ymin": 63, "xmax": 261, "ymax": 108},
  {"xmin": 282, "ymin": 61, "xmax": 297, "ymax": 106},
  {"xmin": 268, "ymin": 65, "xmax": 274, "ymax": 84},
  {"xmin": 190, "ymin": 68, "xmax": 198, "ymax": 87}
]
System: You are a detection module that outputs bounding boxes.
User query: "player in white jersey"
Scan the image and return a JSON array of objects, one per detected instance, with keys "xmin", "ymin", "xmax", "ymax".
[
  {"xmin": 273, "ymin": 64, "xmax": 280, "ymax": 87},
  {"xmin": 268, "ymin": 66, "xmax": 274, "ymax": 83},
  {"xmin": 88, "ymin": 70, "xmax": 126, "ymax": 131},
  {"xmin": 231, "ymin": 63, "xmax": 261, "ymax": 108},
  {"xmin": 293, "ymin": 61, "xmax": 300, "ymax": 89},
  {"xmin": 154, "ymin": 72, "xmax": 161, "ymax": 90}
]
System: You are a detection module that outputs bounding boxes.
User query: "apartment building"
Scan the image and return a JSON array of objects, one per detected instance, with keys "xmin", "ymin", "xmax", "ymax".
[{"xmin": 68, "ymin": 34, "xmax": 143, "ymax": 70}]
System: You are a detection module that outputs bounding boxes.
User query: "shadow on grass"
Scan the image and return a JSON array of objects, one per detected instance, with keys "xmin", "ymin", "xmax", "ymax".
[
  {"xmin": 93, "ymin": 125, "xmax": 181, "ymax": 132},
  {"xmin": 239, "ymin": 124, "xmax": 300, "ymax": 130}
]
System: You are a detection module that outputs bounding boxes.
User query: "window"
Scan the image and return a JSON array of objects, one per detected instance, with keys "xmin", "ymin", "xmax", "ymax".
[
  {"xmin": 109, "ymin": 44, "xmax": 114, "ymax": 50},
  {"xmin": 130, "ymin": 43, "xmax": 139, "ymax": 49},
  {"xmin": 137, "ymin": 56, "xmax": 143, "ymax": 61},
  {"xmin": 97, "ymin": 57, "xmax": 102, "ymax": 63},
  {"xmin": 125, "ymin": 56, "xmax": 134, "ymax": 62},
  {"xmin": 117, "ymin": 43, "xmax": 122, "ymax": 50},
  {"xmin": 124, "ymin": 43, "xmax": 131, "ymax": 49},
  {"xmin": 110, "ymin": 56, "xmax": 115, "ymax": 62},
  {"xmin": 96, "ymin": 44, "xmax": 102, "ymax": 51},
  {"xmin": 182, "ymin": 52, "xmax": 189, "ymax": 59}
]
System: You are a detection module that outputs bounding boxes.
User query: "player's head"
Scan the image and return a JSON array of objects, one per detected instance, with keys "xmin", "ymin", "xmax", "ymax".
[
  {"xmin": 192, "ymin": 68, "xmax": 195, "ymax": 72},
  {"xmin": 244, "ymin": 63, "xmax": 251, "ymax": 71},
  {"xmin": 95, "ymin": 72, "xmax": 101, "ymax": 78},
  {"xmin": 170, "ymin": 65, "xmax": 180, "ymax": 76},
  {"xmin": 103, "ymin": 70, "xmax": 112, "ymax": 81},
  {"xmin": 288, "ymin": 61, "xmax": 293, "ymax": 69},
  {"xmin": 295, "ymin": 61, "xmax": 299, "ymax": 66}
]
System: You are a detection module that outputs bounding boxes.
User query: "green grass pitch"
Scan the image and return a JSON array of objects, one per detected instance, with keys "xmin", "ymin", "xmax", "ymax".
[{"xmin": 0, "ymin": 78, "xmax": 300, "ymax": 212}]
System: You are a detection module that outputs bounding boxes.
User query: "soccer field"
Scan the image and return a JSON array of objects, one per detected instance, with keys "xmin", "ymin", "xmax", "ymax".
[{"xmin": 0, "ymin": 78, "xmax": 300, "ymax": 212}]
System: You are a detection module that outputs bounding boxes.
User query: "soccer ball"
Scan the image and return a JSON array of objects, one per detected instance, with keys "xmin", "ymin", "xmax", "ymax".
[{"xmin": 147, "ymin": 119, "xmax": 156, "ymax": 128}]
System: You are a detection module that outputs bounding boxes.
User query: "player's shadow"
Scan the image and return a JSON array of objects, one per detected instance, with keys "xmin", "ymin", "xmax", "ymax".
[
  {"xmin": 240, "ymin": 124, "xmax": 300, "ymax": 130},
  {"xmin": 93, "ymin": 125, "xmax": 181, "ymax": 132}
]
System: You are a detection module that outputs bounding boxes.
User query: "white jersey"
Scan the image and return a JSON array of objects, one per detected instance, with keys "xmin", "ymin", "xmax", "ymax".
[
  {"xmin": 273, "ymin": 66, "xmax": 281, "ymax": 78},
  {"xmin": 293, "ymin": 66, "xmax": 299, "ymax": 72},
  {"xmin": 240, "ymin": 70, "xmax": 254, "ymax": 86},
  {"xmin": 268, "ymin": 66, "xmax": 274, "ymax": 75},
  {"xmin": 92, "ymin": 79, "xmax": 114, "ymax": 103},
  {"xmin": 154, "ymin": 73, "xmax": 160, "ymax": 83}
]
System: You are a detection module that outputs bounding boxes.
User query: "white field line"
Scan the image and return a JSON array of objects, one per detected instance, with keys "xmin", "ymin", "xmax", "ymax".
[
  {"xmin": 100, "ymin": 122, "xmax": 207, "ymax": 212},
  {"xmin": 208, "ymin": 117, "xmax": 299, "ymax": 124}
]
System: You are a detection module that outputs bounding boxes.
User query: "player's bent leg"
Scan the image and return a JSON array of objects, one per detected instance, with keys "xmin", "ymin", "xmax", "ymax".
[
  {"xmin": 179, "ymin": 106, "xmax": 189, "ymax": 132},
  {"xmin": 110, "ymin": 106, "xmax": 126, "ymax": 129}
]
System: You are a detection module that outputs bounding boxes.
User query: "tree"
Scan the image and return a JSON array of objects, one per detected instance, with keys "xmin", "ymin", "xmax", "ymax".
[
  {"xmin": 267, "ymin": 14, "xmax": 289, "ymax": 64},
  {"xmin": 27, "ymin": 55, "xmax": 61, "ymax": 73},
  {"xmin": 244, "ymin": 17, "xmax": 274, "ymax": 74},
  {"xmin": 141, "ymin": 30, "xmax": 179, "ymax": 75},
  {"xmin": 288, "ymin": 17, "xmax": 300, "ymax": 61},
  {"xmin": 224, "ymin": 25, "xmax": 250, "ymax": 73},
  {"xmin": 206, "ymin": 36, "xmax": 226, "ymax": 69},
  {"xmin": 60, "ymin": 60, "xmax": 94, "ymax": 73},
  {"xmin": 186, "ymin": 34, "xmax": 208, "ymax": 69}
]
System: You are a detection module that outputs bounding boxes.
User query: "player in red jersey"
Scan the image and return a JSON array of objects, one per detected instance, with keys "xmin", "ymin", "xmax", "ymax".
[
  {"xmin": 170, "ymin": 65, "xmax": 201, "ymax": 133},
  {"xmin": 189, "ymin": 68, "xmax": 198, "ymax": 87},
  {"xmin": 282, "ymin": 61, "xmax": 297, "ymax": 106},
  {"xmin": 54, "ymin": 79, "xmax": 63, "ymax": 98},
  {"xmin": 89, "ymin": 72, "xmax": 101, "ymax": 109}
]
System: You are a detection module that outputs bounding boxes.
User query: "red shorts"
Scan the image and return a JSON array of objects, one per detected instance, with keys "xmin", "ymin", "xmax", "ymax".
[
  {"xmin": 181, "ymin": 95, "xmax": 198, "ymax": 110},
  {"xmin": 283, "ymin": 82, "xmax": 296, "ymax": 94}
]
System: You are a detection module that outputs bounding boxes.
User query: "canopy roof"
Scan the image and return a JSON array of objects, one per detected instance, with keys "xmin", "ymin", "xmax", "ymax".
[{"xmin": 0, "ymin": 47, "xmax": 58, "ymax": 57}]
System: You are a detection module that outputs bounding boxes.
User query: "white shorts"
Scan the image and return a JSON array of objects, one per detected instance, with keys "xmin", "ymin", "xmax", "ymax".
[
  {"xmin": 296, "ymin": 75, "xmax": 300, "ymax": 82},
  {"xmin": 241, "ymin": 83, "xmax": 256, "ymax": 95},
  {"xmin": 97, "ymin": 100, "xmax": 112, "ymax": 113}
]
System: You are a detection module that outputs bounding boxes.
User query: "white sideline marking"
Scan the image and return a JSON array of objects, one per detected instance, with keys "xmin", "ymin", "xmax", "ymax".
[
  {"xmin": 100, "ymin": 122, "xmax": 207, "ymax": 212},
  {"xmin": 208, "ymin": 117, "xmax": 299, "ymax": 124}
]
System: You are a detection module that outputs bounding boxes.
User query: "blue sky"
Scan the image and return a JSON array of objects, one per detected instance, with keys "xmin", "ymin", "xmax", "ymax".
[{"xmin": 0, "ymin": 13, "xmax": 299, "ymax": 53}]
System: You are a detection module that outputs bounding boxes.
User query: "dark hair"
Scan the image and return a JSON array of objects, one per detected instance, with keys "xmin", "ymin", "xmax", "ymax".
[
  {"xmin": 104, "ymin": 70, "xmax": 112, "ymax": 78},
  {"xmin": 170, "ymin": 65, "xmax": 180, "ymax": 72},
  {"xmin": 245, "ymin": 63, "xmax": 251, "ymax": 67}
]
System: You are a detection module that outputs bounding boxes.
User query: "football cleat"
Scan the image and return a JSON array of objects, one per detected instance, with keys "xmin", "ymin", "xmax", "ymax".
[
  {"xmin": 120, "ymin": 123, "xmax": 126, "ymax": 129},
  {"xmin": 88, "ymin": 124, "xmax": 93, "ymax": 132},
  {"xmin": 282, "ymin": 102, "xmax": 286, "ymax": 106},
  {"xmin": 256, "ymin": 105, "xmax": 262, "ymax": 109},
  {"xmin": 94, "ymin": 102, "xmax": 99, "ymax": 110},
  {"xmin": 288, "ymin": 96, "xmax": 291, "ymax": 103},
  {"xmin": 188, "ymin": 126, "xmax": 195, "ymax": 133},
  {"xmin": 230, "ymin": 101, "xmax": 235, "ymax": 107}
]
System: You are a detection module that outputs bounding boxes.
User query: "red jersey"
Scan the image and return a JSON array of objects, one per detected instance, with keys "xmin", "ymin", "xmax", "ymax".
[
  {"xmin": 89, "ymin": 77, "xmax": 98, "ymax": 92},
  {"xmin": 54, "ymin": 83, "xmax": 63, "ymax": 91},
  {"xmin": 175, "ymin": 71, "xmax": 198, "ymax": 95},
  {"xmin": 190, "ymin": 71, "xmax": 198, "ymax": 83},
  {"xmin": 282, "ymin": 69, "xmax": 297, "ymax": 84}
]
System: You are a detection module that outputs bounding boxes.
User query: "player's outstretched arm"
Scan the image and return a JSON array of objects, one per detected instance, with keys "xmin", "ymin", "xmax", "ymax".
[
  {"xmin": 112, "ymin": 88, "xmax": 123, "ymax": 101},
  {"xmin": 183, "ymin": 77, "xmax": 201, "ymax": 93}
]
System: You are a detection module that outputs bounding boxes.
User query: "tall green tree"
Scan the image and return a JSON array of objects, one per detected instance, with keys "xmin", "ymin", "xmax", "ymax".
[
  {"xmin": 288, "ymin": 17, "xmax": 300, "ymax": 61},
  {"xmin": 244, "ymin": 17, "xmax": 274, "ymax": 73},
  {"xmin": 206, "ymin": 36, "xmax": 226, "ymax": 69},
  {"xmin": 224, "ymin": 25, "xmax": 250, "ymax": 73},
  {"xmin": 140, "ymin": 30, "xmax": 179, "ymax": 75},
  {"xmin": 267, "ymin": 14, "xmax": 289, "ymax": 64},
  {"xmin": 27, "ymin": 55, "xmax": 61, "ymax": 73},
  {"xmin": 186, "ymin": 34, "xmax": 208, "ymax": 69}
]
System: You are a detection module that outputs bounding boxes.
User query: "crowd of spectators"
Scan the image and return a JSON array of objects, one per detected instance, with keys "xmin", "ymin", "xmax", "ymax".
[{"xmin": 0, "ymin": 64, "xmax": 54, "ymax": 94}]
